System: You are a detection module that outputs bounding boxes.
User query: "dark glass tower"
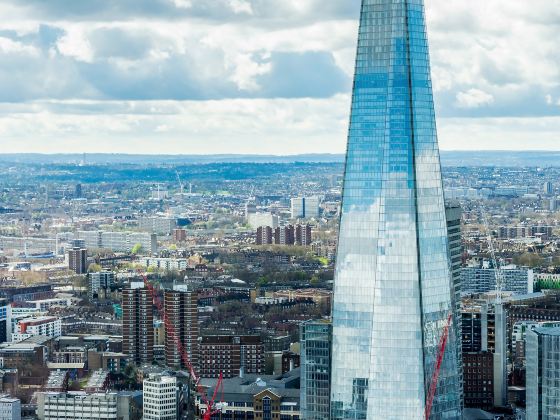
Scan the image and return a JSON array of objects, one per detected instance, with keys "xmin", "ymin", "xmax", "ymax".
[{"xmin": 330, "ymin": 0, "xmax": 462, "ymax": 418}]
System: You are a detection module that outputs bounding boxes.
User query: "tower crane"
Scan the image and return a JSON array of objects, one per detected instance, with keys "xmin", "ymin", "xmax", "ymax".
[
  {"xmin": 139, "ymin": 271, "xmax": 225, "ymax": 419},
  {"xmin": 175, "ymin": 170, "xmax": 184, "ymax": 195},
  {"xmin": 425, "ymin": 314, "xmax": 453, "ymax": 419},
  {"xmin": 480, "ymin": 206, "xmax": 505, "ymax": 303},
  {"xmin": 426, "ymin": 205, "xmax": 506, "ymax": 418}
]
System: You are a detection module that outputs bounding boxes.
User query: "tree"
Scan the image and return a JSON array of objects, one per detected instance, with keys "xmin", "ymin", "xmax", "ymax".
[
  {"xmin": 310, "ymin": 275, "xmax": 320, "ymax": 286},
  {"xmin": 131, "ymin": 243, "xmax": 143, "ymax": 255},
  {"xmin": 87, "ymin": 263, "xmax": 102, "ymax": 273},
  {"xmin": 514, "ymin": 252, "xmax": 544, "ymax": 268},
  {"xmin": 257, "ymin": 276, "xmax": 269, "ymax": 287}
]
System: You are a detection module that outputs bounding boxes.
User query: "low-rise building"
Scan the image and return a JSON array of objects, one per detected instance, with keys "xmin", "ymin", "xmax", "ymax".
[
  {"xmin": 37, "ymin": 392, "xmax": 118, "ymax": 420},
  {"xmin": 0, "ymin": 394, "xmax": 21, "ymax": 420},
  {"xmin": 27, "ymin": 298, "xmax": 73, "ymax": 311},
  {"xmin": 140, "ymin": 257, "xmax": 188, "ymax": 272},
  {"xmin": 461, "ymin": 264, "xmax": 534, "ymax": 295},
  {"xmin": 199, "ymin": 335, "xmax": 264, "ymax": 379},
  {"xmin": 12, "ymin": 316, "xmax": 61, "ymax": 342},
  {"xmin": 196, "ymin": 370, "xmax": 301, "ymax": 420},
  {"xmin": 0, "ymin": 341, "xmax": 45, "ymax": 369}
]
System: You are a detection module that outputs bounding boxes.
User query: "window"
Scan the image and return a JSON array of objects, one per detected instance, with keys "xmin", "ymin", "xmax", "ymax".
[{"xmin": 262, "ymin": 397, "xmax": 272, "ymax": 420}]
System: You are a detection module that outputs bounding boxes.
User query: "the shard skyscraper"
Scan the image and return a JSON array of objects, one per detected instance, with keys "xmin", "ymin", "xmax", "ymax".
[{"xmin": 330, "ymin": 0, "xmax": 462, "ymax": 419}]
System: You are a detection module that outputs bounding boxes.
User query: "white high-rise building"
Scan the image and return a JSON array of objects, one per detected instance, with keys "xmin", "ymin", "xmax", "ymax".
[
  {"xmin": 138, "ymin": 217, "xmax": 177, "ymax": 235},
  {"xmin": 76, "ymin": 231, "xmax": 157, "ymax": 254},
  {"xmin": 247, "ymin": 212, "xmax": 279, "ymax": 229},
  {"xmin": 143, "ymin": 374, "xmax": 177, "ymax": 420},
  {"xmin": 290, "ymin": 197, "xmax": 320, "ymax": 219},
  {"xmin": 527, "ymin": 327, "xmax": 560, "ymax": 419}
]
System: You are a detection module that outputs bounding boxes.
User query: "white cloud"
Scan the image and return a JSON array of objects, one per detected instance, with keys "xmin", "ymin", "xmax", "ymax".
[
  {"xmin": 172, "ymin": 0, "xmax": 192, "ymax": 9},
  {"xmin": 0, "ymin": 37, "xmax": 38, "ymax": 55},
  {"xmin": 455, "ymin": 89, "xmax": 494, "ymax": 109},
  {"xmin": 438, "ymin": 116, "xmax": 560, "ymax": 151},
  {"xmin": 226, "ymin": 53, "xmax": 271, "ymax": 91},
  {"xmin": 0, "ymin": 0, "xmax": 558, "ymax": 153},
  {"xmin": 56, "ymin": 26, "xmax": 93, "ymax": 62},
  {"xmin": 0, "ymin": 96, "xmax": 350, "ymax": 154},
  {"xmin": 229, "ymin": 0, "xmax": 253, "ymax": 15}
]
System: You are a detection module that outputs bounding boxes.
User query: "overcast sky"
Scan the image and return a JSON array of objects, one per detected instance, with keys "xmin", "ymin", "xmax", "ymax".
[{"xmin": 0, "ymin": 0, "xmax": 559, "ymax": 155}]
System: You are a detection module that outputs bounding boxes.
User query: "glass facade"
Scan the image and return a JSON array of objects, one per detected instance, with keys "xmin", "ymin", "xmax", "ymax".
[
  {"xmin": 330, "ymin": 0, "xmax": 461, "ymax": 418},
  {"xmin": 300, "ymin": 320, "xmax": 332, "ymax": 419},
  {"xmin": 527, "ymin": 327, "xmax": 560, "ymax": 419}
]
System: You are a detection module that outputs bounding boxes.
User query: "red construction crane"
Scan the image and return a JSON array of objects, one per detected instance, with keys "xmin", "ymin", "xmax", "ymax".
[
  {"xmin": 139, "ymin": 271, "xmax": 224, "ymax": 420},
  {"xmin": 424, "ymin": 313, "xmax": 453, "ymax": 420}
]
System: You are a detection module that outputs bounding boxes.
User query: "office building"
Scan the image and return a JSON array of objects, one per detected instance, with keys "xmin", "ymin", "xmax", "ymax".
[
  {"xmin": 0, "ymin": 395, "xmax": 20, "ymax": 420},
  {"xmin": 527, "ymin": 327, "xmax": 560, "ymax": 419},
  {"xmin": 143, "ymin": 374, "xmax": 177, "ymax": 420},
  {"xmin": 446, "ymin": 205, "xmax": 463, "ymax": 407},
  {"xmin": 247, "ymin": 212, "xmax": 279, "ymax": 229},
  {"xmin": 68, "ymin": 246, "xmax": 87, "ymax": 274},
  {"xmin": 291, "ymin": 197, "xmax": 320, "ymax": 219},
  {"xmin": 544, "ymin": 181, "xmax": 553, "ymax": 196},
  {"xmin": 122, "ymin": 282, "xmax": 153, "ymax": 365},
  {"xmin": 139, "ymin": 217, "xmax": 177, "ymax": 235},
  {"xmin": 461, "ymin": 264, "xmax": 533, "ymax": 295},
  {"xmin": 12, "ymin": 316, "xmax": 61, "ymax": 342},
  {"xmin": 88, "ymin": 271, "xmax": 115, "ymax": 300},
  {"xmin": 460, "ymin": 302, "xmax": 507, "ymax": 408},
  {"xmin": 0, "ymin": 299, "xmax": 10, "ymax": 343},
  {"xmin": 462, "ymin": 311, "xmax": 482, "ymax": 353},
  {"xmin": 462, "ymin": 352, "xmax": 494, "ymax": 410},
  {"xmin": 300, "ymin": 320, "xmax": 331, "ymax": 420},
  {"xmin": 37, "ymin": 392, "xmax": 118, "ymax": 420},
  {"xmin": 199, "ymin": 335, "xmax": 264, "ymax": 378},
  {"xmin": 245, "ymin": 201, "xmax": 257, "ymax": 218},
  {"xmin": 164, "ymin": 285, "xmax": 198, "ymax": 370},
  {"xmin": 74, "ymin": 183, "xmax": 83, "ymax": 199},
  {"xmin": 330, "ymin": 0, "xmax": 461, "ymax": 418}
]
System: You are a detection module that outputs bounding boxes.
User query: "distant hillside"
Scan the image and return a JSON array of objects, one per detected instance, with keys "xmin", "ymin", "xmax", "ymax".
[
  {"xmin": 0, "ymin": 153, "xmax": 345, "ymax": 164},
  {"xmin": 1, "ymin": 151, "xmax": 559, "ymax": 167},
  {"xmin": 440, "ymin": 151, "xmax": 560, "ymax": 167}
]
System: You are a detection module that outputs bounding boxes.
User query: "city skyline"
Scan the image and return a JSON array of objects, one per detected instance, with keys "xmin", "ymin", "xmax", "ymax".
[{"xmin": 0, "ymin": 0, "xmax": 559, "ymax": 154}]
